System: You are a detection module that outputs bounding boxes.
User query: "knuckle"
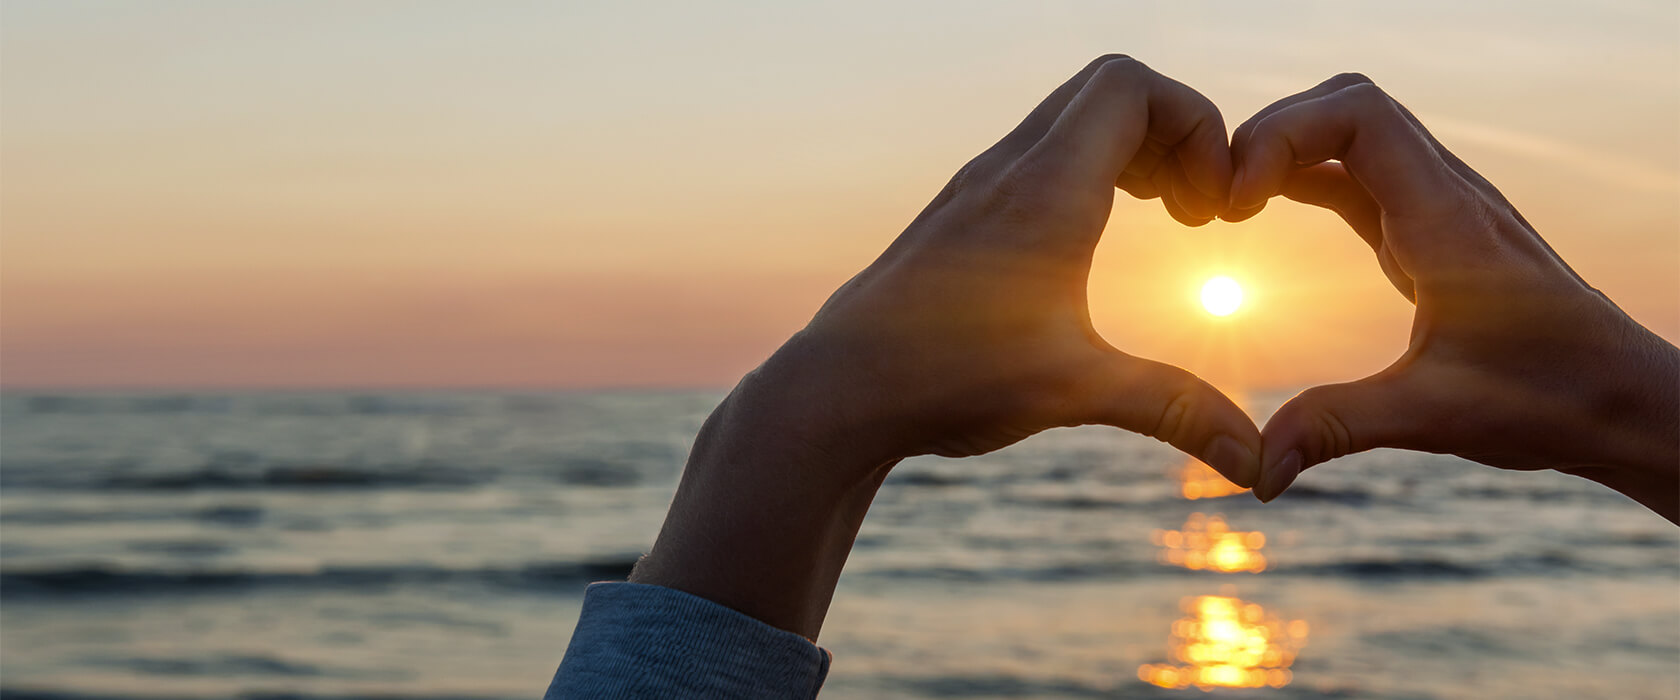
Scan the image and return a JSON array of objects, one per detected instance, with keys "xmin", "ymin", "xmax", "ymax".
[
  {"xmin": 1294, "ymin": 387, "xmax": 1355, "ymax": 461},
  {"xmin": 1086, "ymin": 53, "xmax": 1134, "ymax": 71},
  {"xmin": 1338, "ymin": 81, "xmax": 1397, "ymax": 115},
  {"xmin": 1151, "ymin": 383, "xmax": 1202, "ymax": 445},
  {"xmin": 987, "ymin": 164, "xmax": 1050, "ymax": 222},
  {"xmin": 1313, "ymin": 409, "xmax": 1355, "ymax": 462},
  {"xmin": 944, "ymin": 154, "xmax": 999, "ymax": 202},
  {"xmin": 1327, "ymin": 71, "xmax": 1375, "ymax": 89},
  {"xmin": 1088, "ymin": 55, "xmax": 1150, "ymax": 89}
]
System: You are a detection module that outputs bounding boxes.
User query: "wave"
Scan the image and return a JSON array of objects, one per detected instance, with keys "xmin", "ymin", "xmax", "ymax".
[
  {"xmin": 5, "ymin": 391, "xmax": 718, "ymax": 418},
  {"xmin": 10, "ymin": 394, "xmax": 472, "ymax": 417},
  {"xmin": 101, "ymin": 465, "xmax": 489, "ymax": 490},
  {"xmin": 0, "ymin": 690, "xmax": 516, "ymax": 700},
  {"xmin": 876, "ymin": 673, "xmax": 1115, "ymax": 699},
  {"xmin": 0, "ymin": 558, "xmax": 640, "ymax": 599},
  {"xmin": 86, "ymin": 653, "xmax": 356, "ymax": 679},
  {"xmin": 870, "ymin": 673, "xmax": 1411, "ymax": 699},
  {"xmin": 1269, "ymin": 484, "xmax": 1375, "ymax": 505},
  {"xmin": 16, "ymin": 394, "xmax": 235, "ymax": 415},
  {"xmin": 856, "ymin": 551, "xmax": 1675, "ymax": 584},
  {"xmin": 1, "ymin": 457, "xmax": 649, "ymax": 492}
]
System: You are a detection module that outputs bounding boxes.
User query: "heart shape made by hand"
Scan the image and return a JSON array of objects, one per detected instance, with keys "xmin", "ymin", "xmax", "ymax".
[{"xmin": 1208, "ymin": 73, "xmax": 1673, "ymax": 513}]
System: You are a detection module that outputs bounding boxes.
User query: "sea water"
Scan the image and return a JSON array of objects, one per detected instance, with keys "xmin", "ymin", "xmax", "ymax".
[{"xmin": 1, "ymin": 391, "xmax": 1675, "ymax": 699}]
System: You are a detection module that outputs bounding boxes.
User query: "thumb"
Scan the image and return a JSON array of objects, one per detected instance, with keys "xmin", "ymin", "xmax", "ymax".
[
  {"xmin": 1255, "ymin": 370, "xmax": 1421, "ymax": 502},
  {"xmin": 1073, "ymin": 351, "xmax": 1261, "ymax": 489}
]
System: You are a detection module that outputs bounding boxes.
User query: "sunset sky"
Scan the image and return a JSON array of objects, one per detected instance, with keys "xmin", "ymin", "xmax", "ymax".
[{"xmin": 4, "ymin": 1, "xmax": 1676, "ymax": 391}]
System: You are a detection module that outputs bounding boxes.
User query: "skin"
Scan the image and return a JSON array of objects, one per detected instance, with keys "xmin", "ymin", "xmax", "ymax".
[
  {"xmin": 630, "ymin": 61, "xmax": 1680, "ymax": 643},
  {"xmin": 1224, "ymin": 74, "xmax": 1680, "ymax": 522},
  {"xmin": 630, "ymin": 56, "xmax": 1263, "ymax": 640}
]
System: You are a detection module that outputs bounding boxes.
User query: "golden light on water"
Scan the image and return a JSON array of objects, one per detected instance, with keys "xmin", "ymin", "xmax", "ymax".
[
  {"xmin": 1152, "ymin": 513, "xmax": 1268, "ymax": 574},
  {"xmin": 1178, "ymin": 459, "xmax": 1249, "ymax": 500},
  {"xmin": 1137, "ymin": 593, "xmax": 1309, "ymax": 690},
  {"xmin": 1142, "ymin": 451, "xmax": 1306, "ymax": 689},
  {"xmin": 1199, "ymin": 276, "xmax": 1243, "ymax": 317}
]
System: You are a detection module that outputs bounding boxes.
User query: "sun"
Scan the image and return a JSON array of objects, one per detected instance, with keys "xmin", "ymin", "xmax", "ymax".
[{"xmin": 1201, "ymin": 276, "xmax": 1243, "ymax": 317}]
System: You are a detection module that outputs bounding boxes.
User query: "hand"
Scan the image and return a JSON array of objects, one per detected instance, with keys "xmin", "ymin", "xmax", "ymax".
[
  {"xmin": 1226, "ymin": 74, "xmax": 1680, "ymax": 522},
  {"xmin": 631, "ymin": 56, "xmax": 1263, "ymax": 639},
  {"xmin": 753, "ymin": 55, "xmax": 1258, "ymax": 477}
]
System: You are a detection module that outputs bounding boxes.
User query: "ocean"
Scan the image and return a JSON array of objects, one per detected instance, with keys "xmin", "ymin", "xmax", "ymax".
[{"xmin": 1, "ymin": 391, "xmax": 1675, "ymax": 699}]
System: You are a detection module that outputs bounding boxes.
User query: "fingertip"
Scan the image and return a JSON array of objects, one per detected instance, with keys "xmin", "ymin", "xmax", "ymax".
[
  {"xmin": 1159, "ymin": 183, "xmax": 1212, "ymax": 227},
  {"xmin": 1175, "ymin": 177, "xmax": 1227, "ymax": 224},
  {"xmin": 1254, "ymin": 449, "xmax": 1302, "ymax": 503},
  {"xmin": 1176, "ymin": 99, "xmax": 1234, "ymax": 206},
  {"xmin": 1188, "ymin": 386, "xmax": 1263, "ymax": 488},
  {"xmin": 1226, "ymin": 166, "xmax": 1259, "ymax": 214},
  {"xmin": 1184, "ymin": 156, "xmax": 1231, "ymax": 208},
  {"xmin": 1219, "ymin": 202, "xmax": 1265, "ymax": 223},
  {"xmin": 1171, "ymin": 191, "xmax": 1218, "ymax": 225},
  {"xmin": 1201, "ymin": 434, "xmax": 1261, "ymax": 489},
  {"xmin": 1165, "ymin": 204, "xmax": 1215, "ymax": 227},
  {"xmin": 1116, "ymin": 172, "xmax": 1162, "ymax": 200}
]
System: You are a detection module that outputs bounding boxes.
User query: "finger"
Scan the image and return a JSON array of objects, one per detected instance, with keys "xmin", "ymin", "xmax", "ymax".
[
  {"xmin": 1375, "ymin": 245, "xmax": 1417, "ymax": 302},
  {"xmin": 1023, "ymin": 57, "xmax": 1232, "ymax": 210},
  {"xmin": 1382, "ymin": 89, "xmax": 1587, "ymax": 289},
  {"xmin": 1072, "ymin": 351, "xmax": 1261, "ymax": 488},
  {"xmin": 1222, "ymin": 73, "xmax": 1376, "ymax": 223},
  {"xmin": 1228, "ymin": 73, "xmax": 1505, "ymax": 221},
  {"xmin": 1280, "ymin": 163, "xmax": 1382, "ymax": 247},
  {"xmin": 1219, "ymin": 197, "xmax": 1267, "ymax": 223},
  {"xmin": 1280, "ymin": 163, "xmax": 1418, "ymax": 300},
  {"xmin": 1383, "ymin": 96, "xmax": 1504, "ymax": 202},
  {"xmin": 1230, "ymin": 73, "xmax": 1375, "ymax": 160},
  {"xmin": 1115, "ymin": 139, "xmax": 1218, "ymax": 224},
  {"xmin": 1116, "ymin": 139, "xmax": 1171, "ymax": 200},
  {"xmin": 1254, "ymin": 370, "xmax": 1423, "ymax": 502},
  {"xmin": 1230, "ymin": 81, "xmax": 1470, "ymax": 228},
  {"xmin": 1147, "ymin": 154, "xmax": 1214, "ymax": 226},
  {"xmin": 989, "ymin": 54, "xmax": 1133, "ymax": 163},
  {"xmin": 1116, "ymin": 171, "xmax": 1161, "ymax": 199},
  {"xmin": 1167, "ymin": 160, "xmax": 1219, "ymax": 224}
]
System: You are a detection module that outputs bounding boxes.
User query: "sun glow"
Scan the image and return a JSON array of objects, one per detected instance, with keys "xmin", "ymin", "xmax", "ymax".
[
  {"xmin": 1152, "ymin": 513, "xmax": 1268, "ymax": 573},
  {"xmin": 1138, "ymin": 592, "xmax": 1309, "ymax": 690},
  {"xmin": 1200, "ymin": 276, "xmax": 1243, "ymax": 317}
]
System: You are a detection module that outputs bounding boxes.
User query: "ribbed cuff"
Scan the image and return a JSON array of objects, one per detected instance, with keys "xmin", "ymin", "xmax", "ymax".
[{"xmin": 544, "ymin": 582, "xmax": 830, "ymax": 699}]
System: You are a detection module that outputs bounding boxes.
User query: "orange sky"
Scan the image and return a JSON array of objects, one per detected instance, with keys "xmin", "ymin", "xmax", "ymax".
[{"xmin": 3, "ymin": 2, "xmax": 1676, "ymax": 390}]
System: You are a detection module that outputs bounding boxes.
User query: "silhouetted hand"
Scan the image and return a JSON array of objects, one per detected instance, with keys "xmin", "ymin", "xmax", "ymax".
[
  {"xmin": 632, "ymin": 56, "xmax": 1262, "ymax": 639},
  {"xmin": 757, "ymin": 55, "xmax": 1259, "ymax": 474},
  {"xmin": 1226, "ymin": 74, "xmax": 1679, "ymax": 522}
]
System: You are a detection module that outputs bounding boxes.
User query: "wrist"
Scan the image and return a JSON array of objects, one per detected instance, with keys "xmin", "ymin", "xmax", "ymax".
[
  {"xmin": 629, "ymin": 354, "xmax": 898, "ymax": 639},
  {"xmin": 726, "ymin": 330, "xmax": 907, "ymax": 482}
]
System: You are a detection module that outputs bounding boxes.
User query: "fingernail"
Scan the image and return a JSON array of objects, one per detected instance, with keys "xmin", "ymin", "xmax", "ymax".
[
  {"xmin": 1201, "ymin": 435, "xmax": 1260, "ymax": 489},
  {"xmin": 1226, "ymin": 167, "xmax": 1248, "ymax": 211},
  {"xmin": 1190, "ymin": 175, "xmax": 1225, "ymax": 206},
  {"xmin": 1254, "ymin": 450, "xmax": 1302, "ymax": 503}
]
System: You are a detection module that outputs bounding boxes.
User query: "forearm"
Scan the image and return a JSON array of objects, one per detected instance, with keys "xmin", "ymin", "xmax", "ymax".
[{"xmin": 629, "ymin": 362, "xmax": 894, "ymax": 640}]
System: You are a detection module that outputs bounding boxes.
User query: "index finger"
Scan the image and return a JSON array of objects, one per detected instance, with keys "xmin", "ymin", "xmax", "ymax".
[
  {"xmin": 1021, "ymin": 57, "xmax": 1232, "ymax": 219},
  {"xmin": 1229, "ymin": 81, "xmax": 1470, "ymax": 223}
]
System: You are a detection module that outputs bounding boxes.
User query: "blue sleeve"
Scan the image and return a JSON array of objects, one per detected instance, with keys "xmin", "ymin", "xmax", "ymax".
[{"xmin": 544, "ymin": 582, "xmax": 831, "ymax": 699}]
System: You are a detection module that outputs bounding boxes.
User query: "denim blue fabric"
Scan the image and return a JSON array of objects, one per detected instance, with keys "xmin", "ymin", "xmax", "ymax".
[{"xmin": 544, "ymin": 582, "xmax": 830, "ymax": 699}]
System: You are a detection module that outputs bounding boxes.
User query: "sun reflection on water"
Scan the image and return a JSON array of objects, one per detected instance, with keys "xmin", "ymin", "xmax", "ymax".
[
  {"xmin": 1141, "ymin": 453, "xmax": 1306, "ymax": 690},
  {"xmin": 1178, "ymin": 459, "xmax": 1249, "ymax": 500},
  {"xmin": 1152, "ymin": 513, "xmax": 1267, "ymax": 573},
  {"xmin": 1137, "ymin": 592, "xmax": 1309, "ymax": 690}
]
